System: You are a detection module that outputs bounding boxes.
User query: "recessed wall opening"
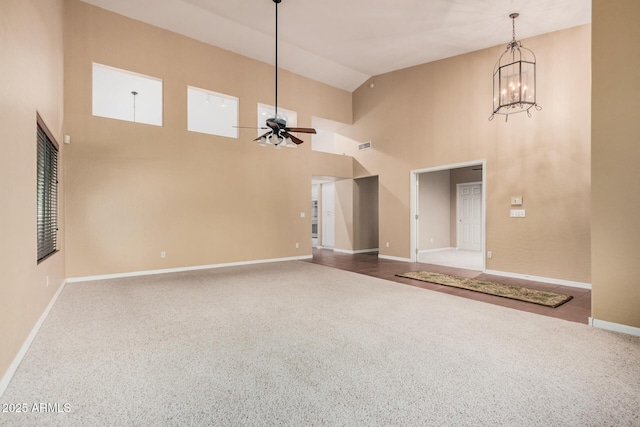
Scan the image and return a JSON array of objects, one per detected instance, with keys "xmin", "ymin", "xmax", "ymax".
[
  {"xmin": 411, "ymin": 161, "xmax": 486, "ymax": 271},
  {"xmin": 312, "ymin": 175, "xmax": 379, "ymax": 255},
  {"xmin": 187, "ymin": 86, "xmax": 238, "ymax": 138},
  {"xmin": 311, "ymin": 116, "xmax": 360, "ymax": 155},
  {"xmin": 92, "ymin": 63, "xmax": 163, "ymax": 126}
]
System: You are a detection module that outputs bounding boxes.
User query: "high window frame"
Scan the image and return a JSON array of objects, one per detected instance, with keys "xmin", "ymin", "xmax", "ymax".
[
  {"xmin": 187, "ymin": 86, "xmax": 239, "ymax": 138},
  {"xmin": 92, "ymin": 63, "xmax": 163, "ymax": 126}
]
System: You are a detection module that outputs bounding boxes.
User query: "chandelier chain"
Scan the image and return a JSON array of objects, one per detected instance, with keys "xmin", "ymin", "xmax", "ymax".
[{"xmin": 507, "ymin": 13, "xmax": 520, "ymax": 49}]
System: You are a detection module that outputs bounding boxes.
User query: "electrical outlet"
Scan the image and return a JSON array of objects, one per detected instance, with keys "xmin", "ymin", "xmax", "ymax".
[
  {"xmin": 46, "ymin": 276, "xmax": 49, "ymax": 287},
  {"xmin": 386, "ymin": 242, "xmax": 390, "ymax": 248},
  {"xmin": 295, "ymin": 243, "xmax": 299, "ymax": 249},
  {"xmin": 487, "ymin": 251, "xmax": 492, "ymax": 259},
  {"xmin": 161, "ymin": 251, "xmax": 166, "ymax": 259}
]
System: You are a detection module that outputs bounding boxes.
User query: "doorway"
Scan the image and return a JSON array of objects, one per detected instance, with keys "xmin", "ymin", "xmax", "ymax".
[
  {"xmin": 311, "ymin": 181, "xmax": 336, "ymax": 249},
  {"xmin": 312, "ymin": 177, "xmax": 379, "ymax": 253},
  {"xmin": 410, "ymin": 161, "xmax": 486, "ymax": 271}
]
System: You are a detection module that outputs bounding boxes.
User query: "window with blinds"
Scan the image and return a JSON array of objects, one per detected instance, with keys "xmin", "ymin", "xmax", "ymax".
[{"xmin": 36, "ymin": 116, "xmax": 59, "ymax": 263}]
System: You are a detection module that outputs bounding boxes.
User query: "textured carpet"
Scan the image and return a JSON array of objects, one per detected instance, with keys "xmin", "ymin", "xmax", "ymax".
[
  {"xmin": 396, "ymin": 271, "xmax": 573, "ymax": 307},
  {"xmin": 0, "ymin": 261, "xmax": 639, "ymax": 426}
]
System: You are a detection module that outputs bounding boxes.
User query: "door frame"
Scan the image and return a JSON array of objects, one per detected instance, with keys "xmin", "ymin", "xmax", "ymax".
[
  {"xmin": 457, "ymin": 181, "xmax": 483, "ymax": 250},
  {"xmin": 410, "ymin": 160, "xmax": 486, "ymax": 270}
]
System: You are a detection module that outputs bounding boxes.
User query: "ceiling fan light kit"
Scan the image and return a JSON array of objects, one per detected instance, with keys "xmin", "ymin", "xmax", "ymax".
[
  {"xmin": 490, "ymin": 13, "xmax": 542, "ymax": 122},
  {"xmin": 239, "ymin": 0, "xmax": 316, "ymax": 148}
]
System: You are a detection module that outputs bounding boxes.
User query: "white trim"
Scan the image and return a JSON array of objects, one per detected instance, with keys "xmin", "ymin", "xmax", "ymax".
[
  {"xmin": 485, "ymin": 269, "xmax": 591, "ymax": 289},
  {"xmin": 0, "ymin": 280, "xmax": 67, "ymax": 398},
  {"xmin": 378, "ymin": 254, "xmax": 412, "ymax": 263},
  {"xmin": 66, "ymin": 255, "xmax": 313, "ymax": 283},
  {"xmin": 589, "ymin": 318, "xmax": 640, "ymax": 337},
  {"xmin": 334, "ymin": 248, "xmax": 379, "ymax": 255}
]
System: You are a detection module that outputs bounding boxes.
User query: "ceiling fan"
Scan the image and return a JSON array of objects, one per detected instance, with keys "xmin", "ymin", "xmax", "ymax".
[{"xmin": 236, "ymin": 0, "xmax": 316, "ymax": 148}]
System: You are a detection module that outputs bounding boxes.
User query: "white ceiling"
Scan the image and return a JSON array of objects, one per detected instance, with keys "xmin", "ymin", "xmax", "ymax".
[{"xmin": 80, "ymin": 0, "xmax": 591, "ymax": 92}]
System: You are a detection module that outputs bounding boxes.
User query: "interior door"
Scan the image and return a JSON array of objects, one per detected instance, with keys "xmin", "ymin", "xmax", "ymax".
[
  {"xmin": 457, "ymin": 183, "xmax": 482, "ymax": 251},
  {"xmin": 321, "ymin": 183, "xmax": 335, "ymax": 248}
]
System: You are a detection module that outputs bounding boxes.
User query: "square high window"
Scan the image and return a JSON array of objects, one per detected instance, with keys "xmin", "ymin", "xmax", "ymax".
[
  {"xmin": 92, "ymin": 63, "xmax": 163, "ymax": 126},
  {"xmin": 187, "ymin": 86, "xmax": 238, "ymax": 138}
]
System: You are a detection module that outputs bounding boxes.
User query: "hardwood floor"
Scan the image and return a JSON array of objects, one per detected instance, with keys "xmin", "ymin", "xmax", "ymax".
[{"xmin": 307, "ymin": 249, "xmax": 591, "ymax": 324}]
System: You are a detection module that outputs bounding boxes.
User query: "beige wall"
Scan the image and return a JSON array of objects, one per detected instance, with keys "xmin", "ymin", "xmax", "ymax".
[
  {"xmin": 592, "ymin": 0, "xmax": 640, "ymax": 328},
  {"xmin": 331, "ymin": 176, "xmax": 379, "ymax": 253},
  {"xmin": 63, "ymin": 0, "xmax": 352, "ymax": 277},
  {"xmin": 334, "ymin": 180, "xmax": 354, "ymax": 251},
  {"xmin": 353, "ymin": 176, "xmax": 379, "ymax": 251},
  {"xmin": 0, "ymin": 0, "xmax": 66, "ymax": 384},
  {"xmin": 418, "ymin": 170, "xmax": 451, "ymax": 250},
  {"xmin": 346, "ymin": 25, "xmax": 591, "ymax": 283}
]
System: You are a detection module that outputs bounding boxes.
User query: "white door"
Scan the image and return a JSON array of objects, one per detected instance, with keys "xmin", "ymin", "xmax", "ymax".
[
  {"xmin": 321, "ymin": 183, "xmax": 335, "ymax": 248},
  {"xmin": 457, "ymin": 183, "xmax": 482, "ymax": 251}
]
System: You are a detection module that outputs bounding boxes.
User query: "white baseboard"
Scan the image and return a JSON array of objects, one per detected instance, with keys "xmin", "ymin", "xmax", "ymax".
[
  {"xmin": 378, "ymin": 254, "xmax": 412, "ymax": 263},
  {"xmin": 484, "ymin": 269, "xmax": 591, "ymax": 290},
  {"xmin": 66, "ymin": 255, "xmax": 313, "ymax": 283},
  {"xmin": 0, "ymin": 280, "xmax": 67, "ymax": 398},
  {"xmin": 589, "ymin": 317, "xmax": 640, "ymax": 337},
  {"xmin": 334, "ymin": 248, "xmax": 379, "ymax": 255}
]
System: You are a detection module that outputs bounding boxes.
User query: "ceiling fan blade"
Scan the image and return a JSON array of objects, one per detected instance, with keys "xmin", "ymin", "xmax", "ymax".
[
  {"xmin": 253, "ymin": 131, "xmax": 272, "ymax": 142},
  {"xmin": 282, "ymin": 131, "xmax": 304, "ymax": 145},
  {"xmin": 285, "ymin": 127, "xmax": 317, "ymax": 134},
  {"xmin": 235, "ymin": 126, "xmax": 269, "ymax": 129}
]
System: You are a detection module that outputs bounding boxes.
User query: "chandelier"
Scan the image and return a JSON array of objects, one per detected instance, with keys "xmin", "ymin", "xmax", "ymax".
[{"xmin": 490, "ymin": 13, "xmax": 541, "ymax": 122}]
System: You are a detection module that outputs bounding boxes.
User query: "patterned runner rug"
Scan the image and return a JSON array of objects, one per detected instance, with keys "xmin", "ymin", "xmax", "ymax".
[{"xmin": 396, "ymin": 271, "xmax": 573, "ymax": 307}]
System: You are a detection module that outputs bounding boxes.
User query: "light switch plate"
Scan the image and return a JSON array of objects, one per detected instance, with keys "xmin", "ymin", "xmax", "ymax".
[
  {"xmin": 510, "ymin": 209, "xmax": 526, "ymax": 218},
  {"xmin": 511, "ymin": 196, "xmax": 523, "ymax": 206}
]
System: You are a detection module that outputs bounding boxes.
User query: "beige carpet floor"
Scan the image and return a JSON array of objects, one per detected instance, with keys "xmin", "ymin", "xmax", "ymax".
[{"xmin": 1, "ymin": 261, "xmax": 639, "ymax": 426}]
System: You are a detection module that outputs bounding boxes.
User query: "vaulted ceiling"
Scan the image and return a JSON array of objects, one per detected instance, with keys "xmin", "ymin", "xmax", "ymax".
[{"xmin": 80, "ymin": 0, "xmax": 591, "ymax": 92}]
